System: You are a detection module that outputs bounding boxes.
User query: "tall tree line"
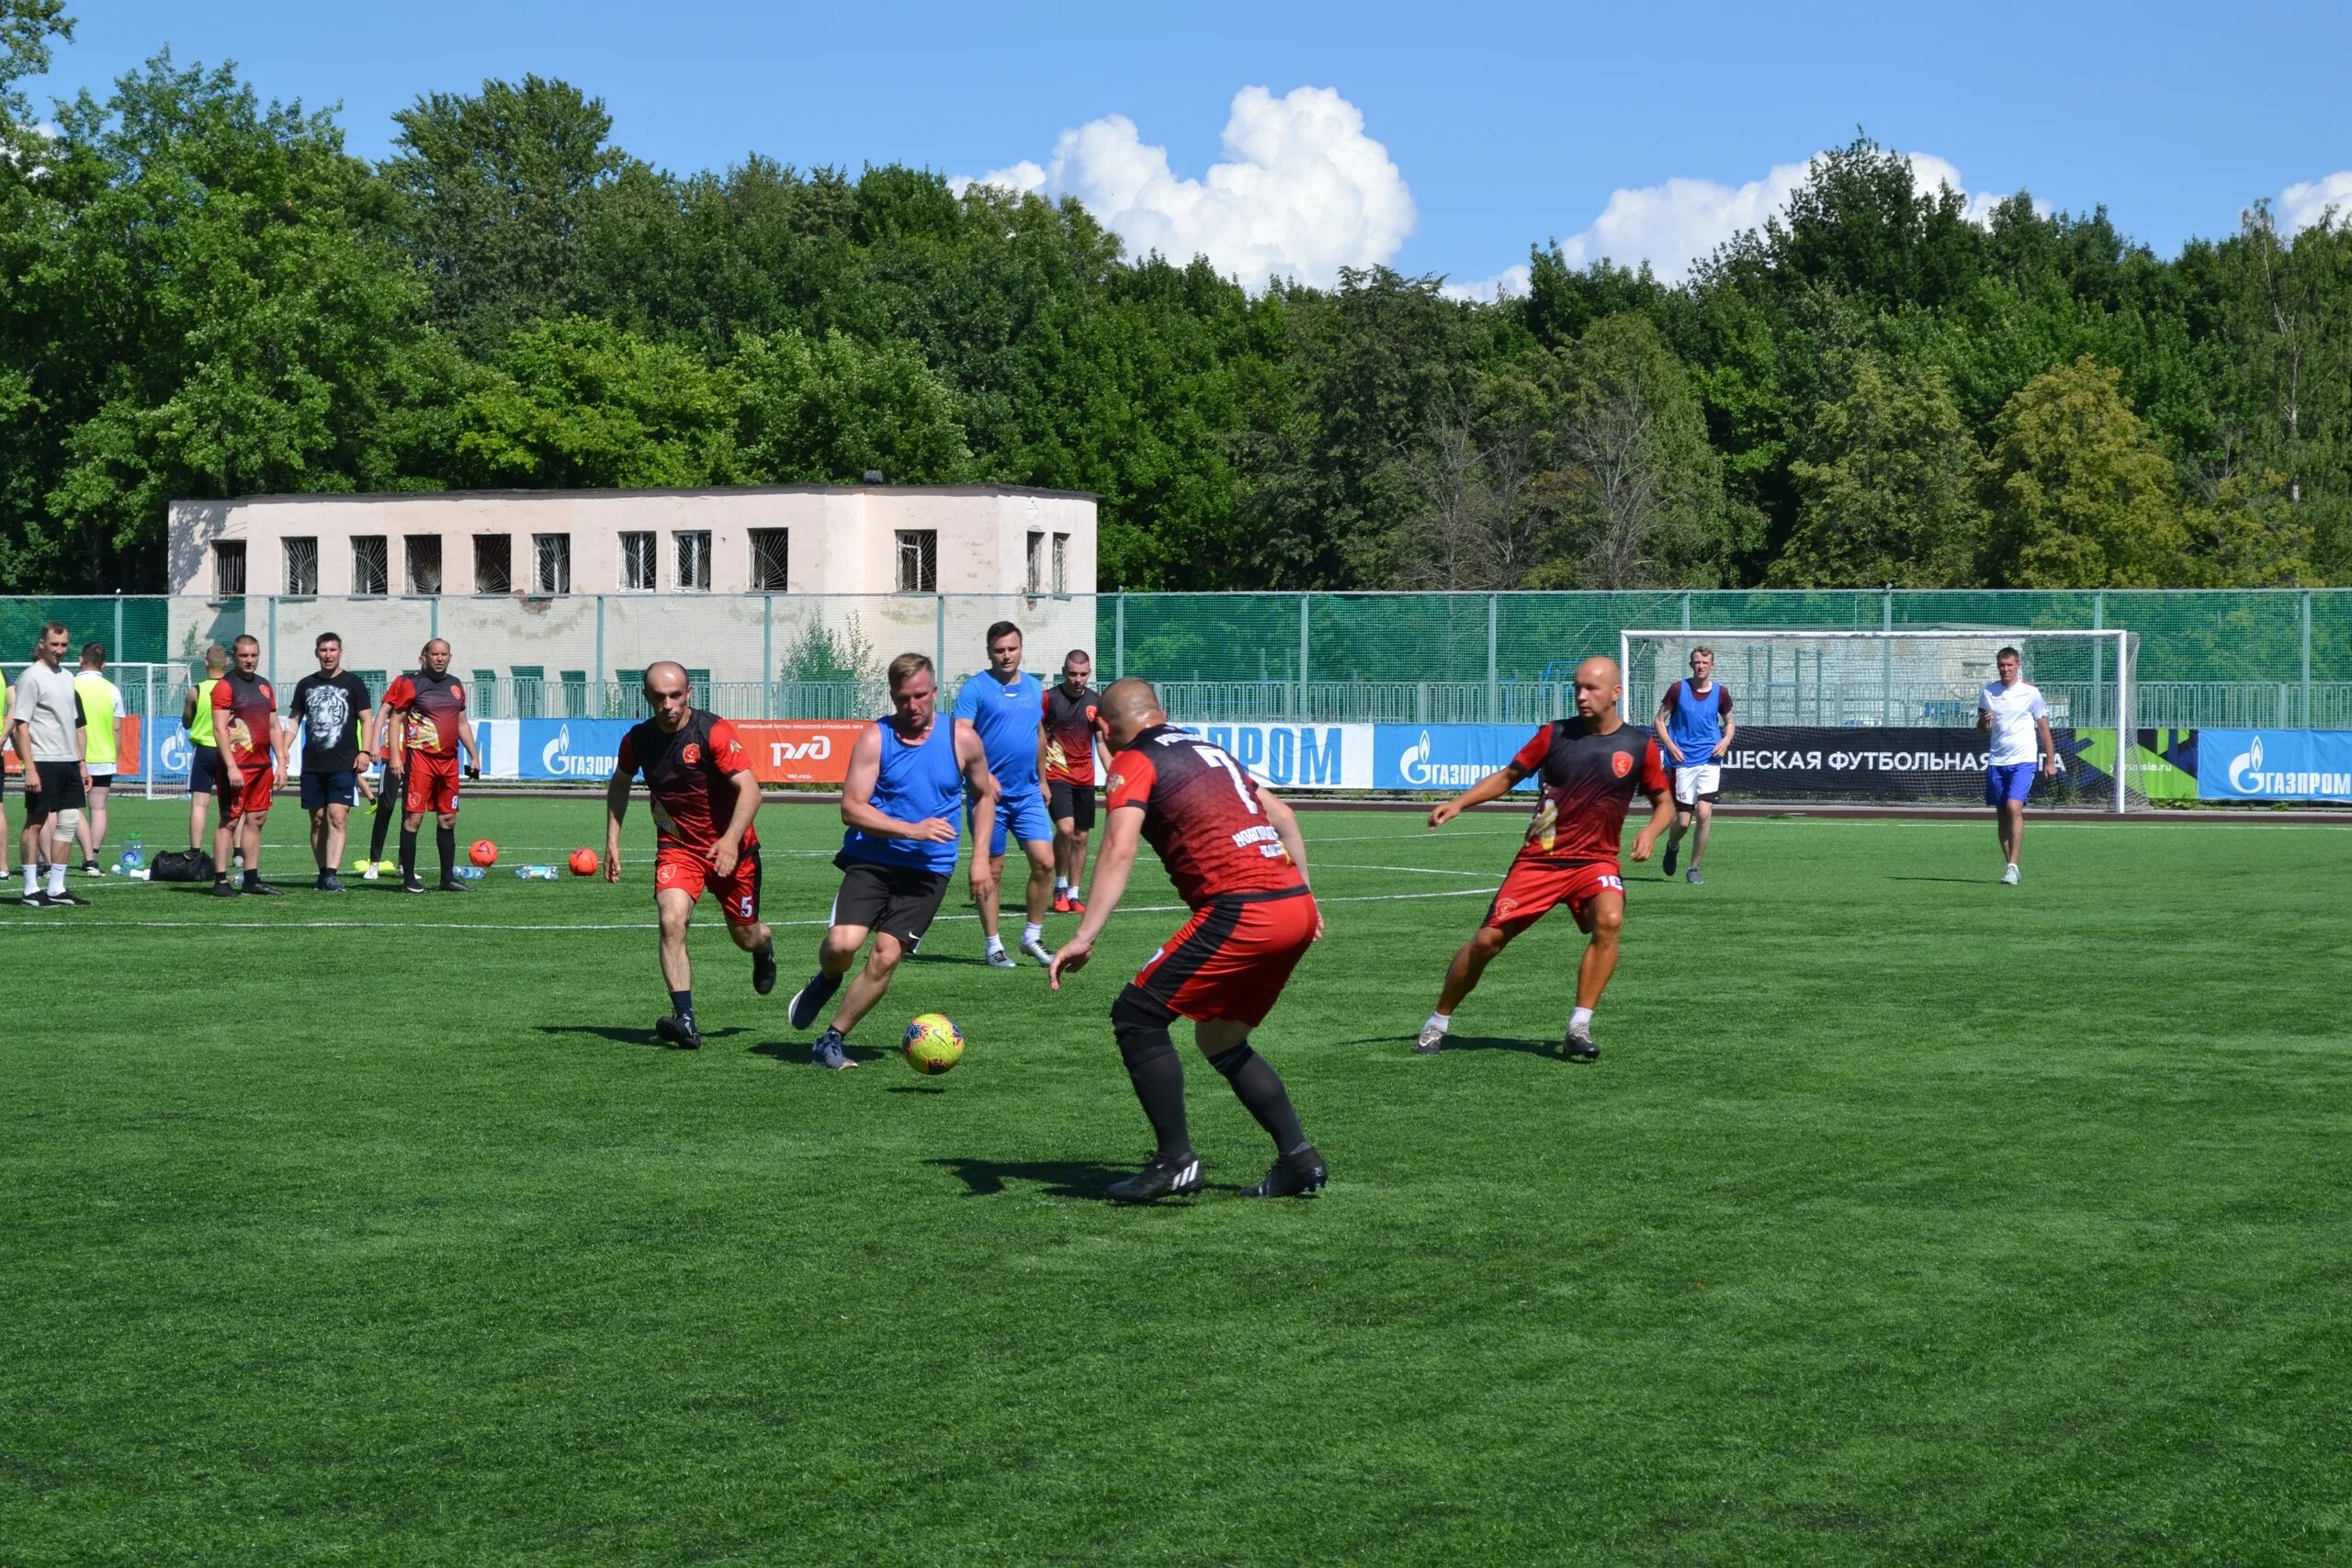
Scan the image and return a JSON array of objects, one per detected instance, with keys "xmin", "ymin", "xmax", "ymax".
[{"xmin": 3, "ymin": 11, "xmax": 2348, "ymax": 592}]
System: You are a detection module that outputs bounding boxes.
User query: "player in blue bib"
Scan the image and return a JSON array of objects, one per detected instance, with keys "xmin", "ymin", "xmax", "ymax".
[
  {"xmin": 1654, "ymin": 646, "xmax": 1736, "ymax": 886},
  {"xmin": 953, "ymin": 620, "xmax": 1058, "ymax": 969}
]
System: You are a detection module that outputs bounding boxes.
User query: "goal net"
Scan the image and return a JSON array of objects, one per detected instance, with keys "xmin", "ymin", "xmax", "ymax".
[{"xmin": 1619, "ymin": 628, "xmax": 2144, "ymax": 812}]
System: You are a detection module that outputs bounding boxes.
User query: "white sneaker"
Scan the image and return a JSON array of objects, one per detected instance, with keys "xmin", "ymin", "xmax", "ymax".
[
  {"xmin": 1020, "ymin": 937, "xmax": 1057, "ymax": 967},
  {"xmin": 2001, "ymin": 863, "xmax": 2020, "ymax": 886},
  {"xmin": 1414, "ymin": 1022, "xmax": 1447, "ymax": 1055},
  {"xmin": 984, "ymin": 945, "xmax": 1017, "ymax": 970},
  {"xmin": 363, "ymin": 865, "xmax": 381, "ymax": 882}
]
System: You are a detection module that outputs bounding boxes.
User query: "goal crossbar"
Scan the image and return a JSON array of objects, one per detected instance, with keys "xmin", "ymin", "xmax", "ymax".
[{"xmin": 1619, "ymin": 627, "xmax": 2138, "ymax": 815}]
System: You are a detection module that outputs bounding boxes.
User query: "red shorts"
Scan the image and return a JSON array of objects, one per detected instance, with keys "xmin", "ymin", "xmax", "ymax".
[
  {"xmin": 655, "ymin": 842, "xmax": 763, "ymax": 924},
  {"xmin": 220, "ymin": 762, "xmax": 275, "ymax": 821},
  {"xmin": 405, "ymin": 754, "xmax": 461, "ymax": 815},
  {"xmin": 1484, "ymin": 857, "xmax": 1624, "ymax": 936},
  {"xmin": 1131, "ymin": 887, "xmax": 1318, "ymax": 1027}
]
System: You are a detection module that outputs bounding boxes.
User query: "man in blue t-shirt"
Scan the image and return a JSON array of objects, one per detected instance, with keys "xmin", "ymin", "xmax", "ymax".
[
  {"xmin": 1654, "ymin": 646, "xmax": 1736, "ymax": 886},
  {"xmin": 953, "ymin": 620, "xmax": 1057, "ymax": 968}
]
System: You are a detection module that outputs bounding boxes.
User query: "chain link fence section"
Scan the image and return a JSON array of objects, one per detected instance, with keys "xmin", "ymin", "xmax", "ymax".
[{"xmin": 5, "ymin": 589, "xmax": 2348, "ymax": 729}]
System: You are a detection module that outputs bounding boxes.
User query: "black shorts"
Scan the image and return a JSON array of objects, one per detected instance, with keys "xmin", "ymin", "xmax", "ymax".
[
  {"xmin": 24, "ymin": 761, "xmax": 85, "ymax": 822},
  {"xmin": 187, "ymin": 747, "xmax": 220, "ymax": 795},
  {"xmin": 830, "ymin": 855, "xmax": 951, "ymax": 953},
  {"xmin": 1048, "ymin": 779, "xmax": 1096, "ymax": 831},
  {"xmin": 300, "ymin": 768, "xmax": 358, "ymax": 811}
]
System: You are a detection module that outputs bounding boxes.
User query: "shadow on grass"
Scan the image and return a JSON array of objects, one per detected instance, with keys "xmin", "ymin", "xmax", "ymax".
[
  {"xmin": 536, "ymin": 1023, "xmax": 749, "ymax": 1049},
  {"xmin": 927, "ymin": 1156, "xmax": 1153, "ymax": 1200},
  {"xmin": 1333, "ymin": 1032, "xmax": 1556, "ymax": 1058},
  {"xmin": 1888, "ymin": 875, "xmax": 1994, "ymax": 885},
  {"xmin": 747, "ymin": 1040, "xmax": 889, "ymax": 1066}
]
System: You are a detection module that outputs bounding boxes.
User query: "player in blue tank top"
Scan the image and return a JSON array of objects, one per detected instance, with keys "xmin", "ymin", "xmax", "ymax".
[
  {"xmin": 1653, "ymin": 646, "xmax": 1736, "ymax": 886},
  {"xmin": 789, "ymin": 653, "xmax": 999, "ymax": 1069},
  {"xmin": 952, "ymin": 621, "xmax": 1058, "ymax": 970}
]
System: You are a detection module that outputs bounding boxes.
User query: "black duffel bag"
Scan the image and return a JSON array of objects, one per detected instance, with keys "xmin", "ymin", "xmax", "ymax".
[{"xmin": 150, "ymin": 848, "xmax": 215, "ymax": 883}]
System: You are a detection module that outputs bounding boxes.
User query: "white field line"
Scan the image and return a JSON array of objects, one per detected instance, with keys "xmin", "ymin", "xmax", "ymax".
[{"xmin": 0, "ymin": 884, "xmax": 1499, "ymax": 935}]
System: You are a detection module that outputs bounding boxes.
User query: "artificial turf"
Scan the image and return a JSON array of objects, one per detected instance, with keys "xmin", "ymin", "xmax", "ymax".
[{"xmin": 3, "ymin": 795, "xmax": 2348, "ymax": 1565}]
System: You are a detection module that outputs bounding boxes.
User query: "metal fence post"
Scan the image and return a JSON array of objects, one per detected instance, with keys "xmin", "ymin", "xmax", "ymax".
[
  {"xmin": 763, "ymin": 595, "xmax": 774, "ymax": 718},
  {"xmin": 2301, "ymin": 590, "xmax": 2313, "ymax": 727},
  {"xmin": 1487, "ymin": 594, "xmax": 1499, "ymax": 723},
  {"xmin": 113, "ymin": 595, "xmax": 123, "ymax": 661},
  {"xmin": 266, "ymin": 595, "xmax": 277, "ymax": 686},
  {"xmin": 1297, "ymin": 593, "xmax": 1311, "ymax": 721},
  {"xmin": 2091, "ymin": 591, "xmax": 2105, "ymax": 725},
  {"xmin": 594, "ymin": 594, "xmax": 605, "ymax": 717},
  {"xmin": 1114, "ymin": 592, "xmax": 1125, "ymax": 681},
  {"xmin": 934, "ymin": 594, "xmax": 945, "ymax": 682}
]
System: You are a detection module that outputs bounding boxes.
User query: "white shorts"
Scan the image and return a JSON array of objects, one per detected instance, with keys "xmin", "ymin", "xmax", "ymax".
[{"xmin": 1673, "ymin": 765, "xmax": 1720, "ymax": 806}]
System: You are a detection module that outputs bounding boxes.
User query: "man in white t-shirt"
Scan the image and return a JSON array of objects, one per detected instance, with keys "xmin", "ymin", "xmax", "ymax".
[{"xmin": 1976, "ymin": 646, "xmax": 2060, "ymax": 886}]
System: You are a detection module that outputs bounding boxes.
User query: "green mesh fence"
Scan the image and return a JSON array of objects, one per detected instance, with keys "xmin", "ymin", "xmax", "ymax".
[{"xmin": 5, "ymin": 591, "xmax": 2346, "ymax": 727}]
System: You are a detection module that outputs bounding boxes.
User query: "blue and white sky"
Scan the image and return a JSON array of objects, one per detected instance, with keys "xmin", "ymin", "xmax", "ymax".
[{"xmin": 23, "ymin": 0, "xmax": 2352, "ymax": 295}]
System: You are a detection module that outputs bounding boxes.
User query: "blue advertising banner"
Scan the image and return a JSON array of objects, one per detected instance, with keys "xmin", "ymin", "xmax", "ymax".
[
  {"xmin": 145, "ymin": 716, "xmax": 193, "ymax": 781},
  {"xmin": 1374, "ymin": 726, "xmax": 1539, "ymax": 793},
  {"xmin": 518, "ymin": 718, "xmax": 630, "ymax": 782},
  {"xmin": 2197, "ymin": 730, "xmax": 2352, "ymax": 802},
  {"xmin": 1188, "ymin": 724, "xmax": 1372, "ymax": 788}
]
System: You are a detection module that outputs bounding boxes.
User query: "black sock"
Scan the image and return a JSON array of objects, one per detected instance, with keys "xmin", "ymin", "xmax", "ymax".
[
  {"xmin": 399, "ymin": 826, "xmax": 418, "ymax": 877},
  {"xmin": 1209, "ymin": 1044, "xmax": 1307, "ymax": 1154},
  {"xmin": 1117, "ymin": 1028, "xmax": 1192, "ymax": 1159},
  {"xmin": 671, "ymin": 989, "xmax": 695, "ymax": 1026},
  {"xmin": 435, "ymin": 825, "xmax": 456, "ymax": 882},
  {"xmin": 243, "ymin": 868, "xmax": 262, "ymax": 889}
]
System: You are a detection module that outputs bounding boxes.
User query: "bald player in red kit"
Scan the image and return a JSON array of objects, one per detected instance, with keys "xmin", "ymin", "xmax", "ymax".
[
  {"xmin": 605, "ymin": 661, "xmax": 776, "ymax": 1049},
  {"xmin": 1417, "ymin": 655, "xmax": 1673, "ymax": 1061},
  {"xmin": 1049, "ymin": 678, "xmax": 1327, "ymax": 1204}
]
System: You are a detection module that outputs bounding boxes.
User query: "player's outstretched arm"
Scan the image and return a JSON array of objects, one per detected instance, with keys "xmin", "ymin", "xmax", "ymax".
[
  {"xmin": 1629, "ymin": 784, "xmax": 1677, "ymax": 861},
  {"xmin": 603, "ymin": 764, "xmax": 632, "ymax": 880},
  {"xmin": 459, "ymin": 712, "xmax": 481, "ymax": 778},
  {"xmin": 957, "ymin": 717, "xmax": 1001, "ymax": 818},
  {"xmin": 2036, "ymin": 710, "xmax": 2062, "ymax": 776},
  {"xmin": 1429, "ymin": 764, "xmax": 1527, "ymax": 829},
  {"xmin": 713, "ymin": 766, "xmax": 760, "ymax": 876},
  {"xmin": 1048, "ymin": 807, "xmax": 1141, "ymax": 989},
  {"xmin": 1258, "ymin": 784, "xmax": 1312, "ymax": 886},
  {"xmin": 1655, "ymin": 697, "xmax": 1684, "ymax": 762}
]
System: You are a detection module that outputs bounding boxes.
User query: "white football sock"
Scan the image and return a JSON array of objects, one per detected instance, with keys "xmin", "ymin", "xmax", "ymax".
[
  {"xmin": 1571, "ymin": 1007, "xmax": 1594, "ymax": 1031},
  {"xmin": 47, "ymin": 863, "xmax": 67, "ymax": 896},
  {"xmin": 22, "ymin": 865, "xmax": 37, "ymax": 895},
  {"xmin": 1023, "ymin": 921, "xmax": 1044, "ymax": 945},
  {"xmin": 1424, "ymin": 1011, "xmax": 1451, "ymax": 1035},
  {"xmin": 986, "ymin": 933, "xmax": 1005, "ymax": 953}
]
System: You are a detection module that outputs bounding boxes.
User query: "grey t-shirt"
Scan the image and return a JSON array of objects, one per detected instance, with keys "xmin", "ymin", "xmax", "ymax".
[{"xmin": 8, "ymin": 660, "xmax": 84, "ymax": 762}]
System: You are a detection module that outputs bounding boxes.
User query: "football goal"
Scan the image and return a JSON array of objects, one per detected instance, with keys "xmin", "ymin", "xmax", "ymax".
[{"xmin": 1620, "ymin": 628, "xmax": 2142, "ymax": 812}]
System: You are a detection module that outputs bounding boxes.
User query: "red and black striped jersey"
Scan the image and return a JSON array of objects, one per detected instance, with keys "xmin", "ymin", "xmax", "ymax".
[
  {"xmin": 618, "ymin": 710, "xmax": 758, "ymax": 853},
  {"xmin": 1042, "ymin": 682, "xmax": 1100, "ymax": 784},
  {"xmin": 210, "ymin": 671, "xmax": 276, "ymax": 768},
  {"xmin": 1106, "ymin": 725, "xmax": 1305, "ymax": 908},
  {"xmin": 1508, "ymin": 718, "xmax": 1668, "ymax": 864},
  {"xmin": 383, "ymin": 671, "xmax": 467, "ymax": 759}
]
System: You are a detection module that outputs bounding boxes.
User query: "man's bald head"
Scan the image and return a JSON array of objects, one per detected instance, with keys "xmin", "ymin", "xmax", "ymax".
[
  {"xmin": 1097, "ymin": 677, "xmax": 1166, "ymax": 749},
  {"xmin": 643, "ymin": 660, "xmax": 693, "ymax": 729},
  {"xmin": 1573, "ymin": 655, "xmax": 1623, "ymax": 722}
]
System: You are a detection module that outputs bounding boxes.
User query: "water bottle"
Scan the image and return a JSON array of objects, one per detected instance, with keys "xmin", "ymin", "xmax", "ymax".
[
  {"xmin": 514, "ymin": 863, "xmax": 558, "ymax": 880},
  {"xmin": 456, "ymin": 864, "xmax": 486, "ymax": 881},
  {"xmin": 119, "ymin": 837, "xmax": 145, "ymax": 873}
]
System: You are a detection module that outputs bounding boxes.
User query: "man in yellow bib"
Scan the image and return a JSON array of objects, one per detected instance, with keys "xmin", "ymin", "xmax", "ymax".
[
  {"xmin": 183, "ymin": 644, "xmax": 230, "ymax": 868},
  {"xmin": 73, "ymin": 643, "xmax": 126, "ymax": 874}
]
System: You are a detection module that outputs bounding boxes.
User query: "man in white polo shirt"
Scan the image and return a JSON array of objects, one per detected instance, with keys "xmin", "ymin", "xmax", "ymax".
[
  {"xmin": 1977, "ymin": 645, "xmax": 2061, "ymax": 886},
  {"xmin": 8, "ymin": 623, "xmax": 91, "ymax": 908}
]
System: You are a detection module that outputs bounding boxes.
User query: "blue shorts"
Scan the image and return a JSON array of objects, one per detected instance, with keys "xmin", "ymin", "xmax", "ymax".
[
  {"xmin": 970, "ymin": 786, "xmax": 1055, "ymax": 858},
  {"xmin": 1984, "ymin": 761, "xmax": 2037, "ymax": 806},
  {"xmin": 188, "ymin": 747, "xmax": 220, "ymax": 795},
  {"xmin": 300, "ymin": 768, "xmax": 358, "ymax": 811}
]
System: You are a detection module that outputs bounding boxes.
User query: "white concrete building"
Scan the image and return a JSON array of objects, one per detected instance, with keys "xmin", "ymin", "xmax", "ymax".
[{"xmin": 163, "ymin": 486, "xmax": 1100, "ymax": 712}]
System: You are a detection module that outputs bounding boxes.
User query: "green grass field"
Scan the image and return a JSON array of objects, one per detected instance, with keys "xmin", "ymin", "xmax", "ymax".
[{"xmin": 4, "ymin": 795, "xmax": 2348, "ymax": 1565}]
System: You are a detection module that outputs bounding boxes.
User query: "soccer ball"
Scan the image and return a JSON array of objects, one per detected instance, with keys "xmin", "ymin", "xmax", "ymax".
[
  {"xmin": 901, "ymin": 1012, "xmax": 966, "ymax": 1076},
  {"xmin": 469, "ymin": 839, "xmax": 499, "ymax": 867},
  {"xmin": 569, "ymin": 848, "xmax": 600, "ymax": 876}
]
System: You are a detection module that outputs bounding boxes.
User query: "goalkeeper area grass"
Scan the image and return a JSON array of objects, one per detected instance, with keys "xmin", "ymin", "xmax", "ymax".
[{"xmin": 4, "ymin": 797, "xmax": 2347, "ymax": 1566}]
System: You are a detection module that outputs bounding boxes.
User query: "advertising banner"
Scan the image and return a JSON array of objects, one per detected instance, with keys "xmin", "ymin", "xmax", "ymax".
[
  {"xmin": 143, "ymin": 716, "xmax": 192, "ymax": 782},
  {"xmin": 1713, "ymin": 726, "xmax": 2110, "ymax": 799},
  {"xmin": 1374, "ymin": 725, "xmax": 1541, "ymax": 793},
  {"xmin": 736, "ymin": 720, "xmax": 866, "ymax": 784},
  {"xmin": 2197, "ymin": 729, "xmax": 2352, "ymax": 802},
  {"xmin": 518, "ymin": 718, "xmax": 629, "ymax": 782},
  {"xmin": 1188, "ymin": 724, "xmax": 1373, "ymax": 789}
]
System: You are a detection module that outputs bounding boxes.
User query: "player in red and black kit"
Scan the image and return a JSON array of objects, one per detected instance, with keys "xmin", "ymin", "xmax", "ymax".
[
  {"xmin": 381, "ymin": 638, "xmax": 481, "ymax": 893},
  {"xmin": 605, "ymin": 661, "xmax": 775, "ymax": 1049},
  {"xmin": 1049, "ymin": 678, "xmax": 1328, "ymax": 1203},
  {"xmin": 1042, "ymin": 649, "xmax": 1101, "ymax": 913},
  {"xmin": 210, "ymin": 633, "xmax": 288, "ymax": 897},
  {"xmin": 1418, "ymin": 655, "xmax": 1673, "ymax": 1061}
]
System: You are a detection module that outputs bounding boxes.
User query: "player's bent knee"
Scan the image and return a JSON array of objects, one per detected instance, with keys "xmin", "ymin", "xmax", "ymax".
[{"xmin": 1112, "ymin": 983, "xmax": 1176, "ymax": 1043}]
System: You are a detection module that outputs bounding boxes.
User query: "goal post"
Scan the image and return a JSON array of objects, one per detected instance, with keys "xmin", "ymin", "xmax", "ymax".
[{"xmin": 1619, "ymin": 628, "xmax": 2141, "ymax": 813}]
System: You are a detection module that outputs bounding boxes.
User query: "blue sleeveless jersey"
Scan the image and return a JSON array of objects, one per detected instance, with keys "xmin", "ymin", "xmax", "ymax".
[
  {"xmin": 840, "ymin": 716, "xmax": 964, "ymax": 874},
  {"xmin": 1663, "ymin": 679, "xmax": 1731, "ymax": 763}
]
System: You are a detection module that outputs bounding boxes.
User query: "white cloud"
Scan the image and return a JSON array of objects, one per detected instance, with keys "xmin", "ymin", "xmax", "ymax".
[
  {"xmin": 955, "ymin": 86, "xmax": 1415, "ymax": 289},
  {"xmin": 2279, "ymin": 172, "xmax": 2352, "ymax": 234},
  {"xmin": 1440, "ymin": 264, "xmax": 1531, "ymax": 304},
  {"xmin": 1552, "ymin": 150, "xmax": 2044, "ymax": 285}
]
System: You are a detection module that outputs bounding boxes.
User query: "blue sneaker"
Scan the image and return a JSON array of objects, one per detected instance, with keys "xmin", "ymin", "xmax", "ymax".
[
  {"xmin": 788, "ymin": 969, "xmax": 842, "ymax": 1031},
  {"xmin": 810, "ymin": 1029, "xmax": 857, "ymax": 1071}
]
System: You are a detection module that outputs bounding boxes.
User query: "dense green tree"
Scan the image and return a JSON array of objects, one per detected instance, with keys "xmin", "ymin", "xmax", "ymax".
[
  {"xmin": 1773, "ymin": 355, "xmax": 1984, "ymax": 587},
  {"xmin": 1980, "ymin": 355, "xmax": 2196, "ymax": 587},
  {"xmin": 450, "ymin": 318, "xmax": 736, "ymax": 489},
  {"xmin": 733, "ymin": 329, "xmax": 971, "ymax": 485}
]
